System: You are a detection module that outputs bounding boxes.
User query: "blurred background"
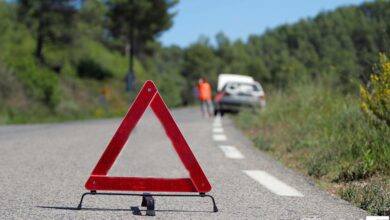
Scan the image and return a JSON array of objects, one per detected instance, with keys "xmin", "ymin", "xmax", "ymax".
[
  {"xmin": 0, "ymin": 0, "xmax": 389, "ymax": 215},
  {"xmin": 1, "ymin": 0, "xmax": 388, "ymax": 123}
]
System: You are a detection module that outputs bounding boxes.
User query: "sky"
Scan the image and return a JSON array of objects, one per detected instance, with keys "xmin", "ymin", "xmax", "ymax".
[{"xmin": 158, "ymin": 0, "xmax": 367, "ymax": 47}]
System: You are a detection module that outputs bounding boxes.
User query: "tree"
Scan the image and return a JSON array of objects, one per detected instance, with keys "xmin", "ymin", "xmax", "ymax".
[
  {"xmin": 77, "ymin": 0, "xmax": 108, "ymax": 41},
  {"xmin": 106, "ymin": 0, "xmax": 178, "ymax": 57},
  {"xmin": 181, "ymin": 41, "xmax": 220, "ymax": 104},
  {"xmin": 17, "ymin": 0, "xmax": 76, "ymax": 65}
]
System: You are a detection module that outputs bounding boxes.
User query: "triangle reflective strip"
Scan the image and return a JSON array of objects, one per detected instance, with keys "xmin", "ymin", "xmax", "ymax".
[{"xmin": 85, "ymin": 80, "xmax": 212, "ymax": 193}]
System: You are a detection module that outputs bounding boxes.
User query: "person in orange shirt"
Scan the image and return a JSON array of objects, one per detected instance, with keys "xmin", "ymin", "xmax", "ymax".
[{"xmin": 197, "ymin": 77, "xmax": 214, "ymax": 118}]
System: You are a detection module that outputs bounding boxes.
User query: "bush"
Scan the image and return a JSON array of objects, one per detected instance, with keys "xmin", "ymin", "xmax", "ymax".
[
  {"xmin": 77, "ymin": 59, "xmax": 113, "ymax": 80},
  {"xmin": 234, "ymin": 80, "xmax": 390, "ymax": 214},
  {"xmin": 7, "ymin": 53, "xmax": 61, "ymax": 109},
  {"xmin": 339, "ymin": 179, "xmax": 390, "ymax": 216},
  {"xmin": 0, "ymin": 64, "xmax": 17, "ymax": 99},
  {"xmin": 333, "ymin": 107, "xmax": 390, "ymax": 181},
  {"xmin": 20, "ymin": 66, "xmax": 61, "ymax": 109},
  {"xmin": 155, "ymin": 72, "xmax": 185, "ymax": 107},
  {"xmin": 336, "ymin": 162, "xmax": 373, "ymax": 182},
  {"xmin": 235, "ymin": 110, "xmax": 262, "ymax": 130},
  {"xmin": 0, "ymin": 17, "xmax": 61, "ymax": 109},
  {"xmin": 360, "ymin": 53, "xmax": 390, "ymax": 125},
  {"xmin": 307, "ymin": 151, "xmax": 331, "ymax": 178},
  {"xmin": 253, "ymin": 135, "xmax": 272, "ymax": 151}
]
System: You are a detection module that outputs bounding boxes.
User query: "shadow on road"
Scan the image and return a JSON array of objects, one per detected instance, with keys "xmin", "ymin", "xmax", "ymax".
[
  {"xmin": 37, "ymin": 205, "xmax": 215, "ymax": 215},
  {"xmin": 37, "ymin": 206, "xmax": 130, "ymax": 211}
]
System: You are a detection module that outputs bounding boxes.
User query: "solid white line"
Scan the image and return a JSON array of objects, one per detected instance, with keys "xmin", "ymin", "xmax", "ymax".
[
  {"xmin": 243, "ymin": 170, "xmax": 304, "ymax": 197},
  {"xmin": 219, "ymin": 145, "xmax": 245, "ymax": 159},
  {"xmin": 212, "ymin": 127, "xmax": 224, "ymax": 133},
  {"xmin": 213, "ymin": 134, "xmax": 227, "ymax": 141}
]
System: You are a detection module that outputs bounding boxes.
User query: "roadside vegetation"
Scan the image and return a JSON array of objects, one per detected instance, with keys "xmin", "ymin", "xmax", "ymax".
[
  {"xmin": 2, "ymin": 1, "xmax": 390, "ymax": 124},
  {"xmin": 235, "ymin": 55, "xmax": 390, "ymax": 215},
  {"xmin": 0, "ymin": 0, "xmax": 180, "ymax": 123}
]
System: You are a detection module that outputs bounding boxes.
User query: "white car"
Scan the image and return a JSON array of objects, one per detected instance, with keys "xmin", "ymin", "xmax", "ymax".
[{"xmin": 214, "ymin": 74, "xmax": 266, "ymax": 115}]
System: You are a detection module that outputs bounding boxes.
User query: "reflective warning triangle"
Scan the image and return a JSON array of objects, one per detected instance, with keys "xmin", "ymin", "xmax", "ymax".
[{"xmin": 85, "ymin": 80, "xmax": 212, "ymax": 193}]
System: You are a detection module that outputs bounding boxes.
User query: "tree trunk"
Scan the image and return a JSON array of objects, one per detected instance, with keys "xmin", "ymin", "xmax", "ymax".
[{"xmin": 35, "ymin": 16, "xmax": 45, "ymax": 65}]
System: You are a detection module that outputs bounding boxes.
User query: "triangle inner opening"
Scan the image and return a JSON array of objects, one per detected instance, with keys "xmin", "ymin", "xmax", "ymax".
[{"xmin": 107, "ymin": 106, "xmax": 189, "ymax": 178}]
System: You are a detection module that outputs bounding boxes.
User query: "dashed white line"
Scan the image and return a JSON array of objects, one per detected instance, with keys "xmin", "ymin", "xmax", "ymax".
[
  {"xmin": 214, "ymin": 115, "xmax": 222, "ymax": 121},
  {"xmin": 213, "ymin": 134, "xmax": 227, "ymax": 141},
  {"xmin": 243, "ymin": 170, "xmax": 304, "ymax": 197},
  {"xmin": 212, "ymin": 127, "xmax": 224, "ymax": 133},
  {"xmin": 366, "ymin": 216, "xmax": 389, "ymax": 220},
  {"xmin": 213, "ymin": 122, "xmax": 222, "ymax": 127},
  {"xmin": 219, "ymin": 145, "xmax": 245, "ymax": 159},
  {"xmin": 213, "ymin": 118, "xmax": 222, "ymax": 127}
]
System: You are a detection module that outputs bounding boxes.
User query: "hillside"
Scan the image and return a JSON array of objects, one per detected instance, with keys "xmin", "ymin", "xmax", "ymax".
[{"xmin": 1, "ymin": 1, "xmax": 390, "ymax": 123}]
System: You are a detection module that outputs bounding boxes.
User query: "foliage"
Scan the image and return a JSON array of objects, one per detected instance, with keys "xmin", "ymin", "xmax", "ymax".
[
  {"xmin": 339, "ymin": 179, "xmax": 390, "ymax": 216},
  {"xmin": 360, "ymin": 53, "xmax": 390, "ymax": 125},
  {"xmin": 106, "ymin": 0, "xmax": 178, "ymax": 56},
  {"xmin": 17, "ymin": 0, "xmax": 77, "ymax": 63},
  {"xmin": 1, "ymin": 0, "xmax": 390, "ymax": 125},
  {"xmin": 241, "ymin": 1, "xmax": 388, "ymax": 88},
  {"xmin": 77, "ymin": 59, "xmax": 113, "ymax": 80},
  {"xmin": 156, "ymin": 1, "xmax": 390, "ymax": 98},
  {"xmin": 142, "ymin": 45, "xmax": 185, "ymax": 106},
  {"xmin": 235, "ymin": 82, "xmax": 390, "ymax": 215},
  {"xmin": 179, "ymin": 40, "xmax": 222, "ymax": 104},
  {"xmin": 0, "ymin": 1, "xmax": 135, "ymax": 123},
  {"xmin": 77, "ymin": 0, "xmax": 107, "ymax": 41}
]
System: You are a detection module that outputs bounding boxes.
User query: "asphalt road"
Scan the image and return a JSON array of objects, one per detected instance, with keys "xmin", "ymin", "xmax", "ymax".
[{"xmin": 0, "ymin": 108, "xmax": 368, "ymax": 219}]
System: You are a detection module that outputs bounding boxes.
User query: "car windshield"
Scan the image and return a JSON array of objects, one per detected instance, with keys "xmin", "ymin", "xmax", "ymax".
[{"xmin": 223, "ymin": 82, "xmax": 261, "ymax": 93}]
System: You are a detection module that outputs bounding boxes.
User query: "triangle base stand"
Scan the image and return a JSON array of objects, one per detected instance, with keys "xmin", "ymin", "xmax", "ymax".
[{"xmin": 77, "ymin": 191, "xmax": 218, "ymax": 216}]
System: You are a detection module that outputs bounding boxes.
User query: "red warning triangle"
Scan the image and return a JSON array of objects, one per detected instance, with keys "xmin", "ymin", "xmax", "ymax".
[{"xmin": 85, "ymin": 80, "xmax": 211, "ymax": 193}]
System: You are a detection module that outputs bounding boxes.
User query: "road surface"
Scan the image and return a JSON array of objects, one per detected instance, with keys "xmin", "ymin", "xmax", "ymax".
[{"xmin": 0, "ymin": 108, "xmax": 368, "ymax": 219}]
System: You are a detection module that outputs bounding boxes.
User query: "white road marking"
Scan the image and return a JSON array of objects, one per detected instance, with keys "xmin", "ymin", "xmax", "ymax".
[
  {"xmin": 243, "ymin": 170, "xmax": 304, "ymax": 197},
  {"xmin": 213, "ymin": 134, "xmax": 227, "ymax": 141},
  {"xmin": 213, "ymin": 117, "xmax": 222, "ymax": 127},
  {"xmin": 366, "ymin": 216, "xmax": 389, "ymax": 220},
  {"xmin": 213, "ymin": 122, "xmax": 222, "ymax": 127},
  {"xmin": 213, "ymin": 127, "xmax": 224, "ymax": 133},
  {"xmin": 219, "ymin": 145, "xmax": 245, "ymax": 159}
]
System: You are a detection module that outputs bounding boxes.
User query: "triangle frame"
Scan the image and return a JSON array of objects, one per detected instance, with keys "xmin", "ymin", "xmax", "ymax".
[{"xmin": 85, "ymin": 80, "xmax": 212, "ymax": 193}]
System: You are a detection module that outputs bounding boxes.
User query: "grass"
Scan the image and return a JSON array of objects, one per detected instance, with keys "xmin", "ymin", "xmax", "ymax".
[
  {"xmin": 0, "ymin": 73, "xmax": 133, "ymax": 124},
  {"xmin": 234, "ymin": 82, "xmax": 390, "ymax": 215},
  {"xmin": 339, "ymin": 178, "xmax": 390, "ymax": 216}
]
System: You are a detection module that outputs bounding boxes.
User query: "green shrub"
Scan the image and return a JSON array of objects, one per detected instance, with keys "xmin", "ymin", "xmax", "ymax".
[
  {"xmin": 235, "ymin": 80, "xmax": 390, "ymax": 214},
  {"xmin": 235, "ymin": 109, "xmax": 261, "ymax": 129},
  {"xmin": 77, "ymin": 58, "xmax": 112, "ymax": 80},
  {"xmin": 0, "ymin": 64, "xmax": 17, "ymax": 99},
  {"xmin": 336, "ymin": 162, "xmax": 373, "ymax": 182},
  {"xmin": 253, "ymin": 135, "xmax": 272, "ymax": 151},
  {"xmin": 333, "ymin": 107, "xmax": 390, "ymax": 181},
  {"xmin": 339, "ymin": 179, "xmax": 390, "ymax": 215},
  {"xmin": 360, "ymin": 53, "xmax": 390, "ymax": 125},
  {"xmin": 60, "ymin": 61, "xmax": 77, "ymax": 77},
  {"xmin": 74, "ymin": 38, "xmax": 130, "ymax": 79},
  {"xmin": 307, "ymin": 151, "xmax": 332, "ymax": 178},
  {"xmin": 155, "ymin": 72, "xmax": 185, "ymax": 107},
  {"xmin": 17, "ymin": 65, "xmax": 60, "ymax": 108}
]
